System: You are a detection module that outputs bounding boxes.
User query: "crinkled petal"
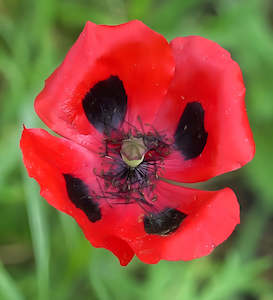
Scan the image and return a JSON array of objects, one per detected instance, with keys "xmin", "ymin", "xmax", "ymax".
[
  {"xmin": 154, "ymin": 36, "xmax": 255, "ymax": 182},
  {"xmin": 118, "ymin": 180, "xmax": 240, "ymax": 264},
  {"xmin": 35, "ymin": 20, "xmax": 174, "ymax": 150},
  {"xmin": 20, "ymin": 128, "xmax": 239, "ymax": 264},
  {"xmin": 20, "ymin": 127, "xmax": 134, "ymax": 265}
]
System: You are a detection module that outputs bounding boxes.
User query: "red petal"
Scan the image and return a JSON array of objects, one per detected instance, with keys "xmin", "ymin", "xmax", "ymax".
[
  {"xmin": 20, "ymin": 127, "xmax": 134, "ymax": 265},
  {"xmin": 117, "ymin": 181, "xmax": 240, "ymax": 264},
  {"xmin": 35, "ymin": 20, "xmax": 174, "ymax": 149},
  {"xmin": 20, "ymin": 128, "xmax": 239, "ymax": 264},
  {"xmin": 154, "ymin": 36, "xmax": 255, "ymax": 182}
]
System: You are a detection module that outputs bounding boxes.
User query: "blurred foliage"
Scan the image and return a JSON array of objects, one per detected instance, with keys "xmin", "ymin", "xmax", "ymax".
[{"xmin": 0, "ymin": 0, "xmax": 273, "ymax": 299}]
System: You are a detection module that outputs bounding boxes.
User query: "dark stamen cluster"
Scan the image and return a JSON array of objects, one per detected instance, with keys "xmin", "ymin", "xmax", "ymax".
[{"xmin": 94, "ymin": 120, "xmax": 172, "ymax": 210}]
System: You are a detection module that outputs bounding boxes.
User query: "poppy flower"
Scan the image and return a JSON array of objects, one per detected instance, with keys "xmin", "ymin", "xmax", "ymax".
[{"xmin": 20, "ymin": 20, "xmax": 255, "ymax": 266}]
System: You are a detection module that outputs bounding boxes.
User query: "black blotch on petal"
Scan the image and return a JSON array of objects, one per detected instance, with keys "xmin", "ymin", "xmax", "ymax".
[
  {"xmin": 174, "ymin": 102, "xmax": 208, "ymax": 160},
  {"xmin": 144, "ymin": 208, "xmax": 187, "ymax": 236},
  {"xmin": 63, "ymin": 174, "xmax": 101, "ymax": 222},
  {"xmin": 82, "ymin": 76, "xmax": 127, "ymax": 135}
]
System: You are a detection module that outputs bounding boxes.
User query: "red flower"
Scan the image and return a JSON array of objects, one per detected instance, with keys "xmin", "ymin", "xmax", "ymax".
[{"xmin": 20, "ymin": 20, "xmax": 255, "ymax": 266}]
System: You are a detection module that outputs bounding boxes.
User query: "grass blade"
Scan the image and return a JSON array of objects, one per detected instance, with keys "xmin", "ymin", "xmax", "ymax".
[
  {"xmin": 0, "ymin": 262, "xmax": 25, "ymax": 300},
  {"xmin": 23, "ymin": 171, "xmax": 50, "ymax": 300}
]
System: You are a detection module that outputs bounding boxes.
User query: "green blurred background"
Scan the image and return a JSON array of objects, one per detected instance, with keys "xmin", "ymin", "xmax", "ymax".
[{"xmin": 0, "ymin": 0, "xmax": 273, "ymax": 299}]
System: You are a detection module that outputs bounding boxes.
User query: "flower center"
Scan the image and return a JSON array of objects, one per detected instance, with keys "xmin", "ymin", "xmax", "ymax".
[
  {"xmin": 120, "ymin": 137, "xmax": 146, "ymax": 168},
  {"xmin": 94, "ymin": 120, "xmax": 173, "ymax": 210}
]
